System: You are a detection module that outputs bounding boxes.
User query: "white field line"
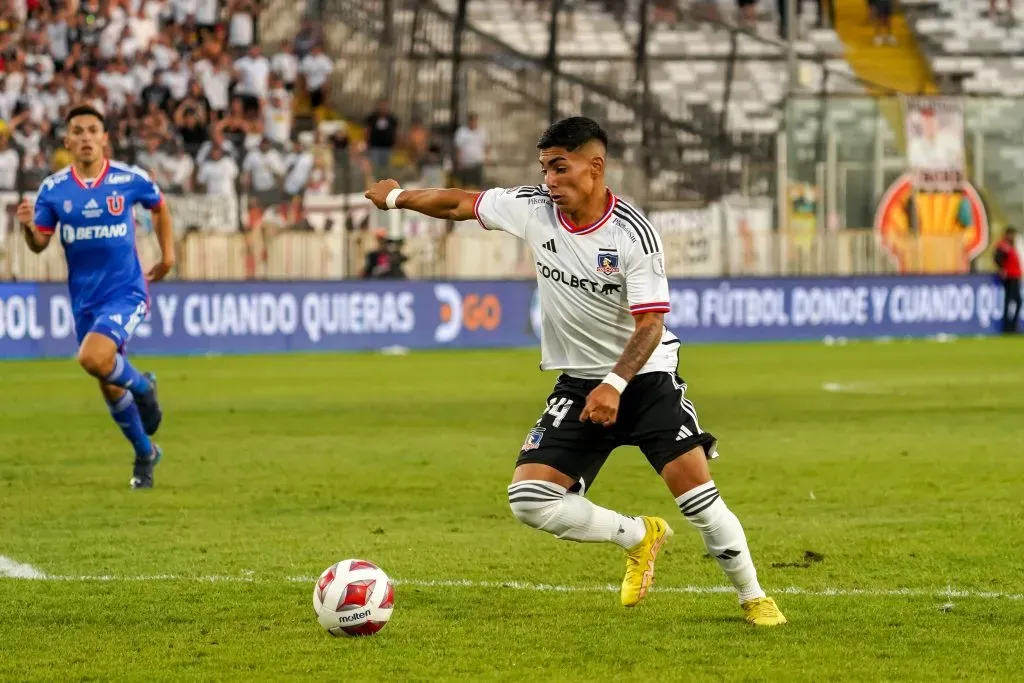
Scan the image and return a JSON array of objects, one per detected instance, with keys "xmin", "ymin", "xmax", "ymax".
[
  {"xmin": 0, "ymin": 555, "xmax": 47, "ymax": 579},
  {"xmin": 821, "ymin": 382, "xmax": 890, "ymax": 394},
  {"xmin": 1, "ymin": 559, "xmax": 1020, "ymax": 601}
]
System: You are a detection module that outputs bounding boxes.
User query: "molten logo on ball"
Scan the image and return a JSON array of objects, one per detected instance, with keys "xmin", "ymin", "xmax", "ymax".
[{"xmin": 312, "ymin": 559, "xmax": 394, "ymax": 637}]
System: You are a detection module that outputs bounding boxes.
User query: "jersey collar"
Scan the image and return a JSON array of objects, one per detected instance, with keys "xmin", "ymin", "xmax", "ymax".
[
  {"xmin": 71, "ymin": 159, "xmax": 110, "ymax": 189},
  {"xmin": 556, "ymin": 191, "xmax": 617, "ymax": 236}
]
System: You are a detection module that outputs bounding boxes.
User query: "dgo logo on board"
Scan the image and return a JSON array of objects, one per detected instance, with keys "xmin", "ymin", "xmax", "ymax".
[
  {"xmin": 874, "ymin": 173, "xmax": 988, "ymax": 273},
  {"xmin": 433, "ymin": 284, "xmax": 503, "ymax": 343}
]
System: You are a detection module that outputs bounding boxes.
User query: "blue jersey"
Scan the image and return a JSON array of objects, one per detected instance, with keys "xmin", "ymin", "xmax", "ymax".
[{"xmin": 33, "ymin": 159, "xmax": 164, "ymax": 314}]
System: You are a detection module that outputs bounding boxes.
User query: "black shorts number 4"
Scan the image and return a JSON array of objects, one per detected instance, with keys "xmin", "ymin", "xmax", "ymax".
[{"xmin": 516, "ymin": 372, "xmax": 718, "ymax": 494}]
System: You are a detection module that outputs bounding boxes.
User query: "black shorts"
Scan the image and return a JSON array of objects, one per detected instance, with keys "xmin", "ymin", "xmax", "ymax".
[
  {"xmin": 456, "ymin": 164, "xmax": 485, "ymax": 189},
  {"xmin": 869, "ymin": 0, "xmax": 893, "ymax": 17},
  {"xmin": 310, "ymin": 87, "xmax": 325, "ymax": 109},
  {"xmin": 517, "ymin": 372, "xmax": 718, "ymax": 494}
]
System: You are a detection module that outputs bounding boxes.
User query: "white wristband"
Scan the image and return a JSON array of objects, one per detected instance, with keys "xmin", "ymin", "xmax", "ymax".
[
  {"xmin": 601, "ymin": 372, "xmax": 629, "ymax": 394},
  {"xmin": 385, "ymin": 188, "xmax": 404, "ymax": 210}
]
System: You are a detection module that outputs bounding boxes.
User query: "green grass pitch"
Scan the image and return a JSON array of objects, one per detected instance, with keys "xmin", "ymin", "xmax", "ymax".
[{"xmin": 1, "ymin": 339, "xmax": 1023, "ymax": 681}]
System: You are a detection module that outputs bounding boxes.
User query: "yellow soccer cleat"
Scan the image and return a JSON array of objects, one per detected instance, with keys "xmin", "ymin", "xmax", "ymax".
[
  {"xmin": 741, "ymin": 596, "xmax": 788, "ymax": 626},
  {"xmin": 621, "ymin": 516, "xmax": 673, "ymax": 607}
]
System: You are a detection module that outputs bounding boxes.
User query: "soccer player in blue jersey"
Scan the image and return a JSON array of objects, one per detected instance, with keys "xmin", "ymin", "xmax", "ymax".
[{"xmin": 15, "ymin": 105, "xmax": 175, "ymax": 489}]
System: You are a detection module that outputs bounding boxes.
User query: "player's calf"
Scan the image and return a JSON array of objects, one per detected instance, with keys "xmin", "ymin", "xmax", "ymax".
[
  {"xmin": 662, "ymin": 447, "xmax": 785, "ymax": 623},
  {"xmin": 107, "ymin": 391, "xmax": 154, "ymax": 456},
  {"xmin": 134, "ymin": 372, "xmax": 162, "ymax": 435},
  {"xmin": 662, "ymin": 450, "xmax": 764, "ymax": 600},
  {"xmin": 507, "ymin": 479, "xmax": 644, "ymax": 548}
]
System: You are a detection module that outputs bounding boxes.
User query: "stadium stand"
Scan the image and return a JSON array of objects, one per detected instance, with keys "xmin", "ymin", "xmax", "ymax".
[
  {"xmin": 0, "ymin": 0, "xmax": 353, "ymax": 218},
  {"xmin": 309, "ymin": 0, "xmax": 870, "ymax": 204},
  {"xmin": 903, "ymin": 0, "xmax": 1024, "ymax": 228}
]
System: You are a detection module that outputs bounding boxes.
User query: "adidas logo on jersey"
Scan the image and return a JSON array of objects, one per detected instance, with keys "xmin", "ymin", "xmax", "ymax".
[
  {"xmin": 542, "ymin": 239, "xmax": 557, "ymax": 253},
  {"xmin": 82, "ymin": 198, "xmax": 103, "ymax": 218}
]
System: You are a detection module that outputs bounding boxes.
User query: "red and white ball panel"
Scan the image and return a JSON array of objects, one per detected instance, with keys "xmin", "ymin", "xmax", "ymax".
[{"xmin": 312, "ymin": 559, "xmax": 394, "ymax": 637}]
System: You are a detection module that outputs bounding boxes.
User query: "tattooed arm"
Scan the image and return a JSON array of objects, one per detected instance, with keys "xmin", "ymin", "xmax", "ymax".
[
  {"xmin": 580, "ymin": 312, "xmax": 665, "ymax": 427},
  {"xmin": 611, "ymin": 312, "xmax": 665, "ymax": 382}
]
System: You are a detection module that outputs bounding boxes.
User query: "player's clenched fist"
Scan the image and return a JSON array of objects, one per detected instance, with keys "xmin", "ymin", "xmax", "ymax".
[
  {"xmin": 580, "ymin": 384, "xmax": 621, "ymax": 428},
  {"xmin": 16, "ymin": 199, "xmax": 34, "ymax": 227},
  {"xmin": 365, "ymin": 179, "xmax": 401, "ymax": 210}
]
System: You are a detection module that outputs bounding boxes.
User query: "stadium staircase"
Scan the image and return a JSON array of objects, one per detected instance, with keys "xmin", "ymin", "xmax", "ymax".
[
  {"xmin": 831, "ymin": 0, "xmax": 935, "ymax": 159},
  {"xmin": 258, "ymin": 0, "xmax": 778, "ymax": 203},
  {"xmin": 833, "ymin": 0, "xmax": 936, "ymax": 95}
]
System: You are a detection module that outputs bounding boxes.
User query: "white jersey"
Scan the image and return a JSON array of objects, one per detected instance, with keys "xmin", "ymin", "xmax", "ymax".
[{"xmin": 474, "ymin": 185, "xmax": 678, "ymax": 379}]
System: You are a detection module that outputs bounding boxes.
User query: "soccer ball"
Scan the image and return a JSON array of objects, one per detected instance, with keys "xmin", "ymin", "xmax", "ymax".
[{"xmin": 313, "ymin": 559, "xmax": 394, "ymax": 637}]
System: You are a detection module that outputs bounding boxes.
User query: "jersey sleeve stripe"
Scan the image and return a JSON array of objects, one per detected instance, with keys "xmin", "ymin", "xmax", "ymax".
[
  {"xmin": 514, "ymin": 185, "xmax": 549, "ymax": 199},
  {"xmin": 473, "ymin": 191, "xmax": 491, "ymax": 230},
  {"xmin": 613, "ymin": 208, "xmax": 654, "ymax": 253},
  {"xmin": 630, "ymin": 302, "xmax": 670, "ymax": 314},
  {"xmin": 614, "ymin": 202, "xmax": 662, "ymax": 254},
  {"xmin": 615, "ymin": 200, "xmax": 659, "ymax": 245},
  {"xmin": 619, "ymin": 201, "xmax": 662, "ymax": 251},
  {"xmin": 36, "ymin": 225, "xmax": 55, "ymax": 233}
]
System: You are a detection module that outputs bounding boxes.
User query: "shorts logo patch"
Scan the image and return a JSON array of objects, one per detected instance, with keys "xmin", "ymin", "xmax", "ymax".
[
  {"xmin": 522, "ymin": 427, "xmax": 546, "ymax": 451},
  {"xmin": 596, "ymin": 250, "xmax": 619, "ymax": 275}
]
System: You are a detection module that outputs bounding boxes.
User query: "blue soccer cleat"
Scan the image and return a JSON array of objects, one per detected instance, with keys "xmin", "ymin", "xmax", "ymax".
[
  {"xmin": 130, "ymin": 444, "xmax": 162, "ymax": 490},
  {"xmin": 135, "ymin": 372, "xmax": 162, "ymax": 436}
]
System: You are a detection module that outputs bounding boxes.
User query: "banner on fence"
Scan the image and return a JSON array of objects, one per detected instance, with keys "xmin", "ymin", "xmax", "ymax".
[
  {"xmin": 0, "ymin": 276, "xmax": 1006, "ymax": 358},
  {"xmin": 873, "ymin": 174, "xmax": 989, "ymax": 274},
  {"xmin": 903, "ymin": 96, "xmax": 965, "ymax": 192},
  {"xmin": 721, "ymin": 196, "xmax": 775, "ymax": 275},
  {"xmin": 649, "ymin": 207, "xmax": 724, "ymax": 277}
]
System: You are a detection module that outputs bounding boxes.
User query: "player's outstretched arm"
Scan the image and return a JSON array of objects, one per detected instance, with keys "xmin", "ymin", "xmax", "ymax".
[
  {"xmin": 15, "ymin": 200, "xmax": 52, "ymax": 254},
  {"xmin": 365, "ymin": 179, "xmax": 478, "ymax": 221}
]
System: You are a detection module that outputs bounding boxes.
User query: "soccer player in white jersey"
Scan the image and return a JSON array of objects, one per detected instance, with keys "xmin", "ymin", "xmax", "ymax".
[{"xmin": 365, "ymin": 117, "xmax": 786, "ymax": 626}]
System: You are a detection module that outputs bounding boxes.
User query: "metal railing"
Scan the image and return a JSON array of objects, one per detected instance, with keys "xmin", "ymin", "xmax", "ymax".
[
  {"xmin": 314, "ymin": 0, "xmax": 887, "ymax": 204},
  {"xmin": 0, "ymin": 190, "xmax": 990, "ymax": 281}
]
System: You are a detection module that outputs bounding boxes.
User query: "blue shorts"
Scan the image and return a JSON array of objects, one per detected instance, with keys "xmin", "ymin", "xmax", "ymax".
[{"xmin": 74, "ymin": 299, "xmax": 149, "ymax": 351}]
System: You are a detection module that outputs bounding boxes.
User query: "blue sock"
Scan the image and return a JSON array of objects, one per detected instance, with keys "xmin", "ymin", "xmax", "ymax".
[
  {"xmin": 108, "ymin": 393, "xmax": 154, "ymax": 459},
  {"xmin": 105, "ymin": 354, "xmax": 152, "ymax": 396}
]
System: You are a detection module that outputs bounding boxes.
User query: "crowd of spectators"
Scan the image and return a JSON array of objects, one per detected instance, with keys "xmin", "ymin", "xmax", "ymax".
[{"xmin": 0, "ymin": 0, "xmax": 351, "ymax": 208}]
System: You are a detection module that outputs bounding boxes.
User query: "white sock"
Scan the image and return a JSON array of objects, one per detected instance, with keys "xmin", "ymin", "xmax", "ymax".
[
  {"xmin": 508, "ymin": 480, "xmax": 646, "ymax": 550},
  {"xmin": 676, "ymin": 481, "xmax": 766, "ymax": 602}
]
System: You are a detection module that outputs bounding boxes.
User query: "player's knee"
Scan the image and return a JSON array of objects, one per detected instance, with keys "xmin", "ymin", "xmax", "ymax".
[
  {"xmin": 507, "ymin": 480, "xmax": 565, "ymax": 530},
  {"xmin": 77, "ymin": 346, "xmax": 113, "ymax": 377}
]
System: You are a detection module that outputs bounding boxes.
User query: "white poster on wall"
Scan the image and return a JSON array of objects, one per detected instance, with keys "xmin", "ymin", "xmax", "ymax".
[
  {"xmin": 649, "ymin": 207, "xmax": 725, "ymax": 277},
  {"xmin": 720, "ymin": 195, "xmax": 775, "ymax": 275},
  {"xmin": 903, "ymin": 96, "xmax": 965, "ymax": 192}
]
